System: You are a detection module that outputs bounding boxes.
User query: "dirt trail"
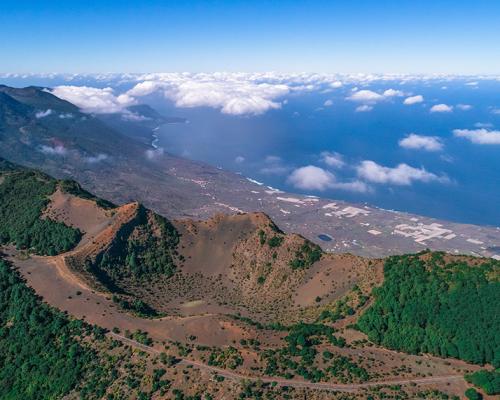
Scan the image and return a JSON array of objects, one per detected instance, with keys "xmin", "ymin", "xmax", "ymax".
[
  {"xmin": 109, "ymin": 332, "xmax": 465, "ymax": 393},
  {"xmin": 53, "ymin": 255, "xmax": 91, "ymax": 291}
]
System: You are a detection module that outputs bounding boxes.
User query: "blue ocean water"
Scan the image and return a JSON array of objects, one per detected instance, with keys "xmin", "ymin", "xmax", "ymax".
[{"xmin": 153, "ymin": 81, "xmax": 500, "ymax": 226}]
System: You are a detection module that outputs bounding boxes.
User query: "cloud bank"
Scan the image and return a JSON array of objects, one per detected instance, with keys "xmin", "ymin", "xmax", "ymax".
[
  {"xmin": 125, "ymin": 74, "xmax": 290, "ymax": 116},
  {"xmin": 50, "ymin": 86, "xmax": 136, "ymax": 114}
]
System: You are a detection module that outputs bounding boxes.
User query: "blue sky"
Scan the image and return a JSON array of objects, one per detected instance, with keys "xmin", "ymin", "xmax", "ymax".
[{"xmin": 1, "ymin": 0, "xmax": 500, "ymax": 74}]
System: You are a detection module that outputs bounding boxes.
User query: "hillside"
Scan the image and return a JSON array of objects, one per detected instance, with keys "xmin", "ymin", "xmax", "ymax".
[
  {"xmin": 0, "ymin": 157, "xmax": 376, "ymax": 323},
  {"xmin": 1, "ymin": 158, "xmax": 499, "ymax": 399},
  {"xmin": 0, "ymin": 86, "xmax": 137, "ymax": 157}
]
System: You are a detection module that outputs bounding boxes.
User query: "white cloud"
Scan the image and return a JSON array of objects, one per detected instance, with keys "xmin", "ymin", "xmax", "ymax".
[
  {"xmin": 357, "ymin": 160, "xmax": 446, "ymax": 185},
  {"xmin": 456, "ymin": 104, "xmax": 472, "ymax": 111},
  {"xmin": 347, "ymin": 88, "xmax": 404, "ymax": 104},
  {"xmin": 50, "ymin": 86, "xmax": 136, "ymax": 114},
  {"xmin": 287, "ymin": 165, "xmax": 369, "ymax": 192},
  {"xmin": 323, "ymin": 99, "xmax": 333, "ymax": 107},
  {"xmin": 430, "ymin": 104, "xmax": 453, "ymax": 113},
  {"xmin": 347, "ymin": 90, "xmax": 384, "ymax": 103},
  {"xmin": 465, "ymin": 81, "xmax": 478, "ymax": 86},
  {"xmin": 355, "ymin": 105, "xmax": 373, "ymax": 112},
  {"xmin": 399, "ymin": 134, "xmax": 443, "ymax": 151},
  {"xmin": 383, "ymin": 89, "xmax": 404, "ymax": 97},
  {"xmin": 491, "ymin": 108, "xmax": 500, "ymax": 115},
  {"xmin": 320, "ymin": 151, "xmax": 345, "ymax": 168},
  {"xmin": 126, "ymin": 75, "xmax": 289, "ymax": 116},
  {"xmin": 288, "ymin": 166, "xmax": 334, "ymax": 191},
  {"xmin": 47, "ymin": 73, "xmax": 490, "ymax": 117},
  {"xmin": 235, "ymin": 155, "xmax": 245, "ymax": 163},
  {"xmin": 58, "ymin": 113, "xmax": 73, "ymax": 119},
  {"xmin": 453, "ymin": 128, "xmax": 500, "ymax": 145},
  {"xmin": 38, "ymin": 144, "xmax": 67, "ymax": 156},
  {"xmin": 35, "ymin": 109, "xmax": 52, "ymax": 118},
  {"xmin": 403, "ymin": 95, "xmax": 424, "ymax": 105}
]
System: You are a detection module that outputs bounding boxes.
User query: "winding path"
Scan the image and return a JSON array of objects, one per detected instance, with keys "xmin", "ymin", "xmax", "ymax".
[{"xmin": 109, "ymin": 332, "xmax": 464, "ymax": 393}]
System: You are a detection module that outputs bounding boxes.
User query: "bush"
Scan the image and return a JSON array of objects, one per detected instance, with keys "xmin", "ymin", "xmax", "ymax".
[
  {"xmin": 268, "ymin": 235, "xmax": 283, "ymax": 248},
  {"xmin": 289, "ymin": 242, "xmax": 322, "ymax": 269},
  {"xmin": 465, "ymin": 388, "xmax": 482, "ymax": 400},
  {"xmin": 466, "ymin": 370, "xmax": 500, "ymax": 395}
]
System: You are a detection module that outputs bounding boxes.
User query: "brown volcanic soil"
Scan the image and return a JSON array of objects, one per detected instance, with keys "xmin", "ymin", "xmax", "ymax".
[
  {"xmin": 126, "ymin": 211, "xmax": 382, "ymax": 324},
  {"xmin": 43, "ymin": 188, "xmax": 112, "ymax": 247},
  {"xmin": 19, "ymin": 191, "xmax": 388, "ymax": 327},
  {"xmin": 5, "ymin": 189, "xmax": 486, "ymax": 398},
  {"xmin": 8, "ymin": 250, "xmax": 278, "ymax": 348}
]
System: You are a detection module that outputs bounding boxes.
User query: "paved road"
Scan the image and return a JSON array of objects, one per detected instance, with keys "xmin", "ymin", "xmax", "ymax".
[{"xmin": 109, "ymin": 332, "xmax": 464, "ymax": 393}]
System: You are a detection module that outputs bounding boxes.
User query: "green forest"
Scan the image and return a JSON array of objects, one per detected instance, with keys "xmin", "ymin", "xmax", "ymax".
[
  {"xmin": 358, "ymin": 252, "xmax": 500, "ymax": 367},
  {"xmin": 91, "ymin": 205, "xmax": 179, "ymax": 284},
  {"xmin": 0, "ymin": 258, "xmax": 109, "ymax": 399},
  {"xmin": 0, "ymin": 257, "xmax": 184, "ymax": 399},
  {"xmin": 0, "ymin": 168, "xmax": 81, "ymax": 255}
]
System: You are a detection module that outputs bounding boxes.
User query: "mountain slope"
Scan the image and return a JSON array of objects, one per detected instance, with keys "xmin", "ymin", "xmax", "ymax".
[
  {"xmin": 2, "ymin": 159, "xmax": 498, "ymax": 399},
  {"xmin": 0, "ymin": 157, "xmax": 375, "ymax": 322},
  {"xmin": 0, "ymin": 85, "xmax": 146, "ymax": 171}
]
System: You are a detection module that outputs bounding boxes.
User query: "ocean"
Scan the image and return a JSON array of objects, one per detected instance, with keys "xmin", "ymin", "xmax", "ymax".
[{"xmin": 152, "ymin": 80, "xmax": 500, "ymax": 226}]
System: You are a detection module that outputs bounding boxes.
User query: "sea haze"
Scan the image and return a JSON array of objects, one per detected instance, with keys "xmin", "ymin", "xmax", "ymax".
[{"xmin": 151, "ymin": 80, "xmax": 500, "ymax": 227}]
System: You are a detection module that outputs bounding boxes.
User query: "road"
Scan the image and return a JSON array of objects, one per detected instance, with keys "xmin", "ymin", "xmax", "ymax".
[{"xmin": 109, "ymin": 332, "xmax": 464, "ymax": 393}]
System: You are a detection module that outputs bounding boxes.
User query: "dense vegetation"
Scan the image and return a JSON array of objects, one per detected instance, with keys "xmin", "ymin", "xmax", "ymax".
[
  {"xmin": 0, "ymin": 169, "xmax": 81, "ymax": 255},
  {"xmin": 0, "ymin": 257, "xmax": 193, "ymax": 399},
  {"xmin": 289, "ymin": 242, "xmax": 322, "ymax": 269},
  {"xmin": 358, "ymin": 253, "xmax": 500, "ymax": 367},
  {"xmin": 90, "ymin": 204, "xmax": 179, "ymax": 285},
  {"xmin": 465, "ymin": 369, "xmax": 500, "ymax": 395},
  {"xmin": 0, "ymin": 258, "xmax": 104, "ymax": 398}
]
